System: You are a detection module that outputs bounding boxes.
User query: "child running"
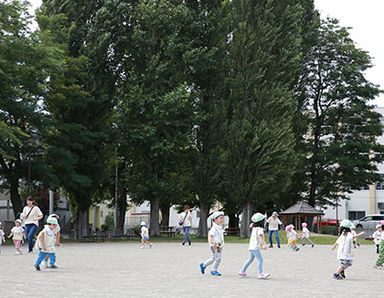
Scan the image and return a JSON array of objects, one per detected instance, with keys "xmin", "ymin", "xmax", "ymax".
[
  {"xmin": 140, "ymin": 221, "xmax": 152, "ymax": 249},
  {"xmin": 301, "ymin": 222, "xmax": 314, "ymax": 248},
  {"xmin": 34, "ymin": 218, "xmax": 59, "ymax": 270},
  {"xmin": 331, "ymin": 219, "xmax": 365, "ymax": 279},
  {"xmin": 200, "ymin": 211, "xmax": 225, "ymax": 276},
  {"xmin": 8, "ymin": 219, "xmax": 25, "ymax": 255},
  {"xmin": 0, "ymin": 222, "xmax": 5, "ymax": 254},
  {"xmin": 350, "ymin": 224, "xmax": 360, "ymax": 248},
  {"xmin": 41, "ymin": 214, "xmax": 61, "ymax": 268},
  {"xmin": 238, "ymin": 213, "xmax": 270, "ymax": 279},
  {"xmin": 285, "ymin": 224, "xmax": 299, "ymax": 251},
  {"xmin": 375, "ymin": 220, "xmax": 384, "ymax": 269},
  {"xmin": 372, "ymin": 224, "xmax": 382, "ymax": 254}
]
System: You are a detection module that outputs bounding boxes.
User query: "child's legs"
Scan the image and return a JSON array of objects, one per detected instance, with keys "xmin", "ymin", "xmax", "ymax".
[
  {"xmin": 35, "ymin": 251, "xmax": 48, "ymax": 266},
  {"xmin": 241, "ymin": 250, "xmax": 256, "ymax": 272},
  {"xmin": 337, "ymin": 259, "xmax": 352, "ymax": 273},
  {"xmin": 268, "ymin": 230, "xmax": 273, "ymax": 245},
  {"xmin": 13, "ymin": 240, "xmax": 21, "ymax": 250},
  {"xmin": 377, "ymin": 244, "xmax": 380, "ymax": 254},
  {"xmin": 48, "ymin": 253, "xmax": 56, "ymax": 265},
  {"xmin": 376, "ymin": 241, "xmax": 384, "ymax": 266},
  {"xmin": 301, "ymin": 236, "xmax": 306, "ymax": 244},
  {"xmin": 274, "ymin": 230, "xmax": 280, "ymax": 245},
  {"xmin": 304, "ymin": 237, "xmax": 313, "ymax": 245},
  {"xmin": 203, "ymin": 247, "xmax": 216, "ymax": 267},
  {"xmin": 252, "ymin": 249, "xmax": 263, "ymax": 273},
  {"xmin": 212, "ymin": 248, "xmax": 222, "ymax": 271}
]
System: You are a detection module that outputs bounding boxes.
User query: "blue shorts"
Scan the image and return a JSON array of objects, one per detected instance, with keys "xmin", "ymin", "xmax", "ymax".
[
  {"xmin": 142, "ymin": 237, "xmax": 149, "ymax": 241},
  {"xmin": 340, "ymin": 259, "xmax": 353, "ymax": 268}
]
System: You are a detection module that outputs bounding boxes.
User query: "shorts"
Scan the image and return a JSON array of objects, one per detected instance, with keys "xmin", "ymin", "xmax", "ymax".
[
  {"xmin": 340, "ymin": 259, "xmax": 353, "ymax": 268},
  {"xmin": 142, "ymin": 237, "xmax": 149, "ymax": 241},
  {"xmin": 288, "ymin": 240, "xmax": 297, "ymax": 245}
]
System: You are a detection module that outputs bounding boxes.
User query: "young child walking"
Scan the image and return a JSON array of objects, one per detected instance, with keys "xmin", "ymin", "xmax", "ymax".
[
  {"xmin": 34, "ymin": 218, "xmax": 59, "ymax": 270},
  {"xmin": 200, "ymin": 211, "xmax": 225, "ymax": 276},
  {"xmin": 301, "ymin": 222, "xmax": 314, "ymax": 248},
  {"xmin": 285, "ymin": 224, "xmax": 299, "ymax": 251},
  {"xmin": 375, "ymin": 221, "xmax": 384, "ymax": 269},
  {"xmin": 332, "ymin": 219, "xmax": 365, "ymax": 279},
  {"xmin": 42, "ymin": 214, "xmax": 61, "ymax": 268},
  {"xmin": 140, "ymin": 221, "xmax": 152, "ymax": 249},
  {"xmin": 372, "ymin": 224, "xmax": 382, "ymax": 254},
  {"xmin": 8, "ymin": 219, "xmax": 25, "ymax": 255},
  {"xmin": 350, "ymin": 224, "xmax": 360, "ymax": 248},
  {"xmin": 238, "ymin": 213, "xmax": 270, "ymax": 279},
  {"xmin": 0, "ymin": 222, "xmax": 5, "ymax": 254}
]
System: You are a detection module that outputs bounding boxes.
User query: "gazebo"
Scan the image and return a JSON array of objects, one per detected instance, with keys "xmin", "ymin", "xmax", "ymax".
[{"xmin": 279, "ymin": 201, "xmax": 324, "ymax": 232}]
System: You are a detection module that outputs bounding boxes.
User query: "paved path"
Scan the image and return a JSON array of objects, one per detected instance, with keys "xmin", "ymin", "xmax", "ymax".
[{"xmin": 0, "ymin": 242, "xmax": 382, "ymax": 297}]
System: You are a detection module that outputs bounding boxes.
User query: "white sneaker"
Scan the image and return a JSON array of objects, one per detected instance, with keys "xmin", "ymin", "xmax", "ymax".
[
  {"xmin": 14, "ymin": 251, "xmax": 20, "ymax": 255},
  {"xmin": 43, "ymin": 259, "xmax": 49, "ymax": 268},
  {"xmin": 140, "ymin": 246, "xmax": 144, "ymax": 249},
  {"xmin": 258, "ymin": 272, "xmax": 271, "ymax": 279}
]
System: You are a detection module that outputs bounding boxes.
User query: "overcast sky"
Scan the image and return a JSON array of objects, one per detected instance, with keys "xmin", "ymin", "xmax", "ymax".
[{"xmin": 29, "ymin": 0, "xmax": 384, "ymax": 106}]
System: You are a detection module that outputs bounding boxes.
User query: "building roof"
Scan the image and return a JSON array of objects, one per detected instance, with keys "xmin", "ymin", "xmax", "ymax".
[{"xmin": 279, "ymin": 201, "xmax": 324, "ymax": 215}]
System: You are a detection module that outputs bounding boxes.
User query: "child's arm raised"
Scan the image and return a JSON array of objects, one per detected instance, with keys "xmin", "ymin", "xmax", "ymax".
[{"xmin": 353, "ymin": 231, "xmax": 365, "ymax": 239}]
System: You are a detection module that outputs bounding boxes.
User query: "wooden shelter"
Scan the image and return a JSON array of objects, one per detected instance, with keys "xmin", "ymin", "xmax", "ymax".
[{"xmin": 279, "ymin": 201, "xmax": 324, "ymax": 232}]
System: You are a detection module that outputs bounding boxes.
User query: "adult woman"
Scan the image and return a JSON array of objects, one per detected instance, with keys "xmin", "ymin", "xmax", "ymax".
[
  {"xmin": 179, "ymin": 205, "xmax": 193, "ymax": 246},
  {"xmin": 21, "ymin": 197, "xmax": 43, "ymax": 252},
  {"xmin": 266, "ymin": 211, "xmax": 283, "ymax": 248}
]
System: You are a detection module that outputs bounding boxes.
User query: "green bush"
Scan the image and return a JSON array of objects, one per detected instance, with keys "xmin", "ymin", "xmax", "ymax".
[
  {"xmin": 320, "ymin": 225, "xmax": 338, "ymax": 236},
  {"xmin": 101, "ymin": 214, "xmax": 114, "ymax": 231}
]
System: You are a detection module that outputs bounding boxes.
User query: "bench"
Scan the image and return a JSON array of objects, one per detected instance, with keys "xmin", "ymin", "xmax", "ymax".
[{"xmin": 159, "ymin": 226, "xmax": 176, "ymax": 237}]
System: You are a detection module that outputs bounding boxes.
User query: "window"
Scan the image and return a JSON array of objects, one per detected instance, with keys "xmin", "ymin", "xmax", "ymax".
[
  {"xmin": 376, "ymin": 174, "xmax": 384, "ymax": 190},
  {"xmin": 348, "ymin": 211, "xmax": 366, "ymax": 221},
  {"xmin": 372, "ymin": 216, "xmax": 384, "ymax": 220}
]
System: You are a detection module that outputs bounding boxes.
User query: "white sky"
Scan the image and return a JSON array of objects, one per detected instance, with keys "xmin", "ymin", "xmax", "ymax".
[{"xmin": 28, "ymin": 0, "xmax": 384, "ymax": 106}]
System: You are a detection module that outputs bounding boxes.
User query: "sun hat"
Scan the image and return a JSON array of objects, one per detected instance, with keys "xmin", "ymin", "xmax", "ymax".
[
  {"xmin": 285, "ymin": 224, "xmax": 293, "ymax": 232},
  {"xmin": 15, "ymin": 219, "xmax": 22, "ymax": 224},
  {"xmin": 302, "ymin": 222, "xmax": 307, "ymax": 227},
  {"xmin": 47, "ymin": 218, "xmax": 58, "ymax": 225},
  {"xmin": 140, "ymin": 221, "xmax": 146, "ymax": 226},
  {"xmin": 376, "ymin": 224, "xmax": 382, "ymax": 229},
  {"xmin": 48, "ymin": 213, "xmax": 60, "ymax": 219},
  {"xmin": 381, "ymin": 220, "xmax": 384, "ymax": 225},
  {"xmin": 251, "ymin": 213, "xmax": 266, "ymax": 223},
  {"xmin": 210, "ymin": 211, "xmax": 224, "ymax": 220},
  {"xmin": 350, "ymin": 223, "xmax": 356, "ymax": 229},
  {"xmin": 272, "ymin": 211, "xmax": 279, "ymax": 217},
  {"xmin": 340, "ymin": 219, "xmax": 352, "ymax": 228}
]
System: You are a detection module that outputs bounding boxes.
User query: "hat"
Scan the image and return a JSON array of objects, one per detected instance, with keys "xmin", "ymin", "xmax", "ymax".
[
  {"xmin": 381, "ymin": 220, "xmax": 384, "ymax": 225},
  {"xmin": 15, "ymin": 219, "xmax": 22, "ymax": 224},
  {"xmin": 48, "ymin": 213, "xmax": 60, "ymax": 219},
  {"xmin": 340, "ymin": 219, "xmax": 352, "ymax": 228},
  {"xmin": 350, "ymin": 223, "xmax": 356, "ymax": 229},
  {"xmin": 210, "ymin": 211, "xmax": 224, "ymax": 220},
  {"xmin": 47, "ymin": 218, "xmax": 58, "ymax": 225},
  {"xmin": 302, "ymin": 222, "xmax": 307, "ymax": 227},
  {"xmin": 272, "ymin": 211, "xmax": 279, "ymax": 217},
  {"xmin": 251, "ymin": 212, "xmax": 266, "ymax": 223},
  {"xmin": 140, "ymin": 221, "xmax": 146, "ymax": 226},
  {"xmin": 376, "ymin": 224, "xmax": 382, "ymax": 229},
  {"xmin": 285, "ymin": 224, "xmax": 293, "ymax": 232}
]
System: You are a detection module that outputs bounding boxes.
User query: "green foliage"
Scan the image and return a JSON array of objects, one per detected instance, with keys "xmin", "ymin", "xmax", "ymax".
[{"xmin": 102, "ymin": 214, "xmax": 115, "ymax": 231}]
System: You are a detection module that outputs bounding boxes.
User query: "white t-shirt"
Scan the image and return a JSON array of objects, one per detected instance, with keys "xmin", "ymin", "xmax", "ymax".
[
  {"xmin": 11, "ymin": 226, "xmax": 24, "ymax": 241},
  {"xmin": 208, "ymin": 223, "xmax": 224, "ymax": 247},
  {"xmin": 22, "ymin": 206, "xmax": 43, "ymax": 226},
  {"xmin": 179, "ymin": 211, "xmax": 192, "ymax": 227},
  {"xmin": 380, "ymin": 231, "xmax": 384, "ymax": 241},
  {"xmin": 0, "ymin": 229, "xmax": 4, "ymax": 244},
  {"xmin": 267, "ymin": 217, "xmax": 282, "ymax": 231},
  {"xmin": 249, "ymin": 227, "xmax": 264, "ymax": 250},
  {"xmin": 372, "ymin": 230, "xmax": 381, "ymax": 245},
  {"xmin": 336, "ymin": 233, "xmax": 354, "ymax": 260},
  {"xmin": 302, "ymin": 227, "xmax": 310, "ymax": 238},
  {"xmin": 141, "ymin": 226, "xmax": 149, "ymax": 238},
  {"xmin": 287, "ymin": 230, "xmax": 297, "ymax": 241}
]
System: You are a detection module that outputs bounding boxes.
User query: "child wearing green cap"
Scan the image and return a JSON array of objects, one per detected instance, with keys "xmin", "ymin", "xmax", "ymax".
[
  {"xmin": 34, "ymin": 218, "xmax": 59, "ymax": 271},
  {"xmin": 200, "ymin": 211, "xmax": 225, "ymax": 276},
  {"xmin": 42, "ymin": 214, "xmax": 61, "ymax": 268},
  {"xmin": 331, "ymin": 219, "xmax": 365, "ymax": 279},
  {"xmin": 238, "ymin": 213, "xmax": 270, "ymax": 279}
]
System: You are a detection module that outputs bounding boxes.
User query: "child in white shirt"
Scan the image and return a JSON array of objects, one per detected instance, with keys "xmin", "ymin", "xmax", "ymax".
[
  {"xmin": 8, "ymin": 219, "xmax": 25, "ymax": 255},
  {"xmin": 200, "ymin": 211, "xmax": 225, "ymax": 276},
  {"xmin": 375, "ymin": 221, "xmax": 384, "ymax": 269},
  {"xmin": 372, "ymin": 224, "xmax": 382, "ymax": 254},
  {"xmin": 285, "ymin": 224, "xmax": 299, "ymax": 251},
  {"xmin": 0, "ymin": 222, "xmax": 5, "ymax": 254},
  {"xmin": 34, "ymin": 218, "xmax": 59, "ymax": 270},
  {"xmin": 41, "ymin": 214, "xmax": 61, "ymax": 268},
  {"xmin": 140, "ymin": 221, "xmax": 152, "ymax": 249},
  {"xmin": 332, "ymin": 219, "xmax": 365, "ymax": 279},
  {"xmin": 238, "ymin": 213, "xmax": 270, "ymax": 279},
  {"xmin": 301, "ymin": 222, "xmax": 314, "ymax": 248},
  {"xmin": 350, "ymin": 224, "xmax": 360, "ymax": 248}
]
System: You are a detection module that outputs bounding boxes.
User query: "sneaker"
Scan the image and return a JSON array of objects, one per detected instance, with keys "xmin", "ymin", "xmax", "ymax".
[
  {"xmin": 210, "ymin": 270, "xmax": 221, "ymax": 276},
  {"xmin": 332, "ymin": 273, "xmax": 343, "ymax": 280},
  {"xmin": 294, "ymin": 247, "xmax": 300, "ymax": 252},
  {"xmin": 200, "ymin": 263, "xmax": 206, "ymax": 274},
  {"xmin": 149, "ymin": 243, "xmax": 152, "ymax": 248},
  {"xmin": 374, "ymin": 265, "xmax": 383, "ymax": 269},
  {"xmin": 269, "ymin": 245, "xmax": 273, "ymax": 248},
  {"xmin": 189, "ymin": 241, "xmax": 191, "ymax": 246},
  {"xmin": 140, "ymin": 246, "xmax": 144, "ymax": 249},
  {"xmin": 340, "ymin": 270, "xmax": 345, "ymax": 279},
  {"xmin": 50, "ymin": 264, "xmax": 58, "ymax": 269},
  {"xmin": 238, "ymin": 271, "xmax": 247, "ymax": 277},
  {"xmin": 14, "ymin": 251, "xmax": 20, "ymax": 255},
  {"xmin": 311, "ymin": 244, "xmax": 314, "ymax": 248},
  {"xmin": 258, "ymin": 272, "xmax": 271, "ymax": 279},
  {"xmin": 34, "ymin": 265, "xmax": 41, "ymax": 271},
  {"xmin": 182, "ymin": 242, "xmax": 185, "ymax": 246},
  {"xmin": 43, "ymin": 259, "xmax": 49, "ymax": 268},
  {"xmin": 302, "ymin": 243, "xmax": 306, "ymax": 246},
  {"xmin": 277, "ymin": 245, "xmax": 281, "ymax": 248}
]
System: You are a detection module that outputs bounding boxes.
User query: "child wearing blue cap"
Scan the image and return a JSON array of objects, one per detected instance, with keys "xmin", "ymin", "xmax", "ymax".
[{"xmin": 199, "ymin": 211, "xmax": 225, "ymax": 276}]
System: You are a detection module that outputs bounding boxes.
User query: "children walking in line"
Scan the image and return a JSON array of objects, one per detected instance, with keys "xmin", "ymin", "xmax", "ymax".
[
  {"xmin": 8, "ymin": 219, "xmax": 25, "ymax": 255},
  {"xmin": 238, "ymin": 213, "xmax": 270, "ymax": 279},
  {"xmin": 0, "ymin": 222, "xmax": 5, "ymax": 254},
  {"xmin": 301, "ymin": 222, "xmax": 314, "ymax": 248},
  {"xmin": 200, "ymin": 211, "xmax": 225, "ymax": 276},
  {"xmin": 375, "ymin": 221, "xmax": 384, "ymax": 269},
  {"xmin": 42, "ymin": 214, "xmax": 61, "ymax": 268},
  {"xmin": 372, "ymin": 224, "xmax": 382, "ymax": 254},
  {"xmin": 332, "ymin": 219, "xmax": 365, "ymax": 279},
  {"xmin": 34, "ymin": 218, "xmax": 59, "ymax": 270},
  {"xmin": 140, "ymin": 221, "xmax": 152, "ymax": 249},
  {"xmin": 285, "ymin": 224, "xmax": 299, "ymax": 251}
]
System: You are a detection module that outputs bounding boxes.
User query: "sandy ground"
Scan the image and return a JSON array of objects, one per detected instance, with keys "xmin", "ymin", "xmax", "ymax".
[{"xmin": 0, "ymin": 241, "xmax": 382, "ymax": 298}]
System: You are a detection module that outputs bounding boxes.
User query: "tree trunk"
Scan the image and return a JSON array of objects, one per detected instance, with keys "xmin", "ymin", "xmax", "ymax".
[
  {"xmin": 160, "ymin": 204, "xmax": 170, "ymax": 227},
  {"xmin": 228, "ymin": 213, "xmax": 239, "ymax": 229},
  {"xmin": 10, "ymin": 181, "xmax": 23, "ymax": 218},
  {"xmin": 117, "ymin": 188, "xmax": 127, "ymax": 234},
  {"xmin": 150, "ymin": 197, "xmax": 160, "ymax": 236},
  {"xmin": 74, "ymin": 209, "xmax": 89, "ymax": 239},
  {"xmin": 240, "ymin": 201, "xmax": 254, "ymax": 238},
  {"xmin": 198, "ymin": 204, "xmax": 209, "ymax": 237}
]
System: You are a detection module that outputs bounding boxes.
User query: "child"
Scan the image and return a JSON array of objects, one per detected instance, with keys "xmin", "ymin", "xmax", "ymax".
[
  {"xmin": 285, "ymin": 224, "xmax": 299, "ymax": 251},
  {"xmin": 8, "ymin": 219, "xmax": 25, "ymax": 255},
  {"xmin": 140, "ymin": 221, "xmax": 152, "ymax": 249},
  {"xmin": 200, "ymin": 211, "xmax": 225, "ymax": 276},
  {"xmin": 34, "ymin": 218, "xmax": 59, "ymax": 270},
  {"xmin": 42, "ymin": 214, "xmax": 61, "ymax": 268},
  {"xmin": 350, "ymin": 224, "xmax": 360, "ymax": 248},
  {"xmin": 0, "ymin": 222, "xmax": 5, "ymax": 254},
  {"xmin": 332, "ymin": 219, "xmax": 365, "ymax": 279},
  {"xmin": 375, "ymin": 220, "xmax": 384, "ymax": 269},
  {"xmin": 238, "ymin": 213, "xmax": 270, "ymax": 279},
  {"xmin": 372, "ymin": 224, "xmax": 382, "ymax": 254},
  {"xmin": 301, "ymin": 222, "xmax": 314, "ymax": 248}
]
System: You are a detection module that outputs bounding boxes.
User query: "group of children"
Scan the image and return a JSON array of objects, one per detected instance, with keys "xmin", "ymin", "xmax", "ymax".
[{"xmin": 0, "ymin": 214, "xmax": 61, "ymax": 271}]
